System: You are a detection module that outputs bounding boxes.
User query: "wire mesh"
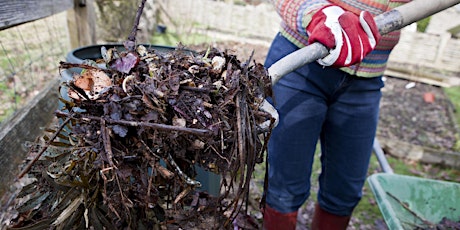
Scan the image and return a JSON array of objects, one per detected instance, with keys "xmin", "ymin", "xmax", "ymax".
[{"xmin": 0, "ymin": 12, "xmax": 70, "ymax": 123}]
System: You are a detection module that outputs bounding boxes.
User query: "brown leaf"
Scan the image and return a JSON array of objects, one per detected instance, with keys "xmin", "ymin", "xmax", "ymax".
[
  {"xmin": 72, "ymin": 69, "xmax": 112, "ymax": 100},
  {"xmin": 110, "ymin": 51, "xmax": 139, "ymax": 74}
]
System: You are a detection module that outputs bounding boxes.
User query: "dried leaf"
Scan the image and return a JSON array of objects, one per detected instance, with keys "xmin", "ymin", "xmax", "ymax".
[
  {"xmin": 9, "ymin": 218, "xmax": 54, "ymax": 230},
  {"xmin": 172, "ymin": 116, "xmax": 186, "ymax": 127},
  {"xmin": 112, "ymin": 124, "xmax": 128, "ymax": 137},
  {"xmin": 16, "ymin": 181, "xmax": 38, "ymax": 199},
  {"xmin": 211, "ymin": 56, "xmax": 225, "ymax": 73},
  {"xmin": 189, "ymin": 139, "xmax": 205, "ymax": 150},
  {"xmin": 16, "ymin": 192, "xmax": 50, "ymax": 213},
  {"xmin": 174, "ymin": 187, "xmax": 192, "ymax": 204},
  {"xmin": 156, "ymin": 164, "xmax": 174, "ymax": 180},
  {"xmin": 110, "ymin": 52, "xmax": 139, "ymax": 74},
  {"xmin": 52, "ymin": 195, "xmax": 83, "ymax": 226},
  {"xmin": 73, "ymin": 72, "xmax": 92, "ymax": 91},
  {"xmin": 72, "ymin": 69, "xmax": 112, "ymax": 100},
  {"xmin": 169, "ymin": 74, "xmax": 180, "ymax": 92}
]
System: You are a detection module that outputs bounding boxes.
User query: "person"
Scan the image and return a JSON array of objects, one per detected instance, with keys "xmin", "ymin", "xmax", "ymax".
[{"xmin": 263, "ymin": 0, "xmax": 410, "ymax": 229}]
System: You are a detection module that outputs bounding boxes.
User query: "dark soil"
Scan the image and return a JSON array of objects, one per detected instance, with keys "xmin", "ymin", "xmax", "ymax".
[{"xmin": 378, "ymin": 76, "xmax": 459, "ymax": 151}]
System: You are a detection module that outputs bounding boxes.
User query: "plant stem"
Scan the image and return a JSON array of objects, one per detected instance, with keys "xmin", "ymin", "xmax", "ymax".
[
  {"xmin": 17, "ymin": 117, "xmax": 71, "ymax": 179},
  {"xmin": 55, "ymin": 110, "xmax": 212, "ymax": 136},
  {"xmin": 126, "ymin": 0, "xmax": 147, "ymax": 51}
]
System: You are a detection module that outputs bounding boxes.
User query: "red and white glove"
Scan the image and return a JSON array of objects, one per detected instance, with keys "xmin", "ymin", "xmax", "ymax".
[{"xmin": 307, "ymin": 5, "xmax": 381, "ymax": 67}]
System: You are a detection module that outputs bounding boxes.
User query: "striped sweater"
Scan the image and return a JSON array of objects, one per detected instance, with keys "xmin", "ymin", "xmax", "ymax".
[{"xmin": 272, "ymin": 0, "xmax": 411, "ymax": 77}]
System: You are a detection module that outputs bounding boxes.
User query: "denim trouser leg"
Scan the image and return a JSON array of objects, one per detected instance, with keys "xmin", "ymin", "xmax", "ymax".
[{"xmin": 264, "ymin": 34, "xmax": 384, "ymax": 216}]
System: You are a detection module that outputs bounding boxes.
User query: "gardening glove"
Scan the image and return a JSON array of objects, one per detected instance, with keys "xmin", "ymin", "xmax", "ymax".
[
  {"xmin": 257, "ymin": 99, "xmax": 279, "ymax": 133},
  {"xmin": 307, "ymin": 5, "xmax": 381, "ymax": 67}
]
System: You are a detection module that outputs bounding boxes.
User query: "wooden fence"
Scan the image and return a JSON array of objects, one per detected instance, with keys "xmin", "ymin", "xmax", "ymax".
[
  {"xmin": 0, "ymin": 0, "xmax": 96, "ymax": 197},
  {"xmin": 389, "ymin": 32, "xmax": 459, "ymax": 72},
  {"xmin": 159, "ymin": 0, "xmax": 280, "ymax": 43},
  {"xmin": 386, "ymin": 31, "xmax": 460, "ymax": 87}
]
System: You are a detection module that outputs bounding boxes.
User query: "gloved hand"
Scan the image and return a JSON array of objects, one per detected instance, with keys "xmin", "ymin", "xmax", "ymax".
[{"xmin": 307, "ymin": 5, "xmax": 381, "ymax": 67}]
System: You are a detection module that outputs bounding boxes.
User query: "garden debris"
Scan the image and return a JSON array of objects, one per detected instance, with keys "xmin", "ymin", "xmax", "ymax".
[
  {"xmin": 4, "ymin": 43, "xmax": 273, "ymax": 229},
  {"xmin": 423, "ymin": 92, "xmax": 435, "ymax": 103},
  {"xmin": 378, "ymin": 77, "xmax": 459, "ymax": 153},
  {"xmin": 415, "ymin": 217, "xmax": 460, "ymax": 230}
]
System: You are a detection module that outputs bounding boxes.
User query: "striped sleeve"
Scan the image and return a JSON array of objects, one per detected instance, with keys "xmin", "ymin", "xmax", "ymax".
[
  {"xmin": 272, "ymin": 0, "xmax": 330, "ymax": 37},
  {"xmin": 271, "ymin": 0, "xmax": 411, "ymax": 78}
]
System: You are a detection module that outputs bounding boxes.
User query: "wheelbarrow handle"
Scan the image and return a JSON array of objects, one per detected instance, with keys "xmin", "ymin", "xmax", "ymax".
[
  {"xmin": 373, "ymin": 138, "xmax": 394, "ymax": 174},
  {"xmin": 268, "ymin": 0, "xmax": 460, "ymax": 85}
]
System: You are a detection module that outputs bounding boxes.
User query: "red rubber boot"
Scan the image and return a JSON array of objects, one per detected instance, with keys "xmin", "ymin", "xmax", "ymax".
[
  {"xmin": 263, "ymin": 205, "xmax": 298, "ymax": 230},
  {"xmin": 311, "ymin": 203, "xmax": 351, "ymax": 230}
]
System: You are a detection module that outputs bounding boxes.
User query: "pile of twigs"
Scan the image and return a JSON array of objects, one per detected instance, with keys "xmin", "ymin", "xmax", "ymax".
[{"xmin": 5, "ymin": 42, "xmax": 273, "ymax": 229}]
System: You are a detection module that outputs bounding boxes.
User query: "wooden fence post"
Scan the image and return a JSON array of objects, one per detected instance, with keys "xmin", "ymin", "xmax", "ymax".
[
  {"xmin": 67, "ymin": 0, "xmax": 97, "ymax": 49},
  {"xmin": 0, "ymin": 80, "xmax": 60, "ymax": 197},
  {"xmin": 435, "ymin": 33, "xmax": 452, "ymax": 66},
  {"xmin": 0, "ymin": 0, "xmax": 73, "ymax": 30},
  {"xmin": 0, "ymin": 0, "xmax": 75, "ymax": 198}
]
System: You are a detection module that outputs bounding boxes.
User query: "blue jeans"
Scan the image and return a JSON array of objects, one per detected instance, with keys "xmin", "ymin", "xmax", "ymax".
[{"xmin": 265, "ymin": 34, "xmax": 384, "ymax": 216}]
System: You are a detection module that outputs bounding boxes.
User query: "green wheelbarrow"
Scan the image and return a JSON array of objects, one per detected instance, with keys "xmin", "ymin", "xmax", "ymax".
[{"xmin": 368, "ymin": 139, "xmax": 460, "ymax": 229}]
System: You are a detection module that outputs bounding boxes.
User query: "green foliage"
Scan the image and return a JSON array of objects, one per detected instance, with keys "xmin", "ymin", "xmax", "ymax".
[
  {"xmin": 150, "ymin": 32, "xmax": 181, "ymax": 46},
  {"xmin": 387, "ymin": 156, "xmax": 460, "ymax": 183},
  {"xmin": 0, "ymin": 107, "xmax": 15, "ymax": 123},
  {"xmin": 0, "ymin": 82, "xmax": 21, "ymax": 123},
  {"xmin": 453, "ymin": 134, "xmax": 460, "ymax": 152},
  {"xmin": 444, "ymin": 86, "xmax": 460, "ymax": 126},
  {"xmin": 416, "ymin": 17, "xmax": 431, "ymax": 33},
  {"xmin": 0, "ymin": 82, "xmax": 7, "ymax": 92},
  {"xmin": 444, "ymin": 86, "xmax": 460, "ymax": 151},
  {"xmin": 234, "ymin": 0, "xmax": 248, "ymax": 6}
]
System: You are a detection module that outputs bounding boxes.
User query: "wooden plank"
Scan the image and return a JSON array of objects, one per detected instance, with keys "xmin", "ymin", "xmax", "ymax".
[
  {"xmin": 377, "ymin": 137, "xmax": 460, "ymax": 168},
  {"xmin": 389, "ymin": 30, "xmax": 460, "ymax": 73},
  {"xmin": 385, "ymin": 62, "xmax": 460, "ymax": 87},
  {"xmin": 0, "ymin": 0, "xmax": 73, "ymax": 30},
  {"xmin": 448, "ymin": 24, "xmax": 460, "ymax": 37},
  {"xmin": 0, "ymin": 79, "xmax": 59, "ymax": 197},
  {"xmin": 67, "ymin": 0, "xmax": 97, "ymax": 49}
]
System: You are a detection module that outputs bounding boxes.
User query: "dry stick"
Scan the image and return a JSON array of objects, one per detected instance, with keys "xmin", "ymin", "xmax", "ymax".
[
  {"xmin": 219, "ymin": 148, "xmax": 238, "ymax": 210},
  {"xmin": 225, "ymin": 94, "xmax": 246, "ymax": 227},
  {"xmin": 126, "ymin": 0, "xmax": 147, "ymax": 52},
  {"xmin": 115, "ymin": 171, "xmax": 134, "ymax": 214},
  {"xmin": 55, "ymin": 110, "xmax": 212, "ymax": 136},
  {"xmin": 259, "ymin": 118, "xmax": 275, "ymax": 210},
  {"xmin": 243, "ymin": 104, "xmax": 255, "ymax": 214},
  {"xmin": 59, "ymin": 61, "xmax": 107, "ymax": 72},
  {"xmin": 101, "ymin": 172, "xmax": 122, "ymax": 220},
  {"xmin": 207, "ymin": 142, "xmax": 230, "ymax": 165},
  {"xmin": 101, "ymin": 119, "xmax": 116, "ymax": 167},
  {"xmin": 241, "ymin": 98, "xmax": 257, "ymax": 217},
  {"xmin": 167, "ymin": 153, "xmax": 201, "ymax": 187},
  {"xmin": 385, "ymin": 192, "xmax": 435, "ymax": 227},
  {"xmin": 17, "ymin": 117, "xmax": 71, "ymax": 179}
]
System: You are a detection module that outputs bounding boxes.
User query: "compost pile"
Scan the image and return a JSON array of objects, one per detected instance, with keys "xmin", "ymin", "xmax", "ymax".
[{"xmin": 4, "ymin": 43, "xmax": 273, "ymax": 230}]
